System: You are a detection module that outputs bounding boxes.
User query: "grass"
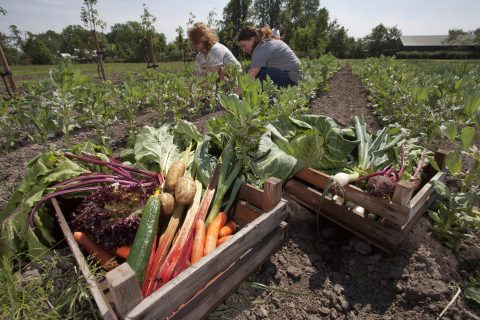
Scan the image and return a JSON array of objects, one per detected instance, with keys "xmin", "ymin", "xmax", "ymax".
[
  {"xmin": 9, "ymin": 61, "xmax": 186, "ymax": 87},
  {"xmin": 0, "ymin": 251, "xmax": 103, "ymax": 320}
]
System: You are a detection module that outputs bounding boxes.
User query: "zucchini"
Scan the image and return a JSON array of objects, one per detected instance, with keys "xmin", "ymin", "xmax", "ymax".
[{"xmin": 127, "ymin": 193, "xmax": 161, "ymax": 283}]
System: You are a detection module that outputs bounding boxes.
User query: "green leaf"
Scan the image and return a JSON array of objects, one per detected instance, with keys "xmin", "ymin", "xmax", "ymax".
[
  {"xmin": 428, "ymin": 210, "xmax": 442, "ymax": 224},
  {"xmin": 445, "ymin": 151, "xmax": 462, "ymax": 174},
  {"xmin": 134, "ymin": 125, "xmax": 183, "ymax": 173},
  {"xmin": 174, "ymin": 119, "xmax": 202, "ymax": 146},
  {"xmin": 431, "ymin": 180, "xmax": 451, "ymax": 197},
  {"xmin": 219, "ymin": 93, "xmax": 243, "ymax": 116},
  {"xmin": 464, "ymin": 286, "xmax": 480, "ymax": 305},
  {"xmin": 440, "ymin": 123, "xmax": 457, "ymax": 141},
  {"xmin": 427, "ymin": 156, "xmax": 441, "ymax": 172},
  {"xmin": 460, "ymin": 126, "xmax": 476, "ymax": 149},
  {"xmin": 27, "ymin": 227, "xmax": 50, "ymax": 259},
  {"xmin": 473, "ymin": 111, "xmax": 480, "ymax": 127},
  {"xmin": 193, "ymin": 136, "xmax": 217, "ymax": 187},
  {"xmin": 251, "ymin": 129, "xmax": 301, "ymax": 183},
  {"xmin": 463, "ymin": 92, "xmax": 480, "ymax": 116}
]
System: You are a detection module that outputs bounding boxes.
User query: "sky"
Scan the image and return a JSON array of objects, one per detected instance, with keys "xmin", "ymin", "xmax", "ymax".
[{"xmin": 0, "ymin": 0, "xmax": 479, "ymax": 42}]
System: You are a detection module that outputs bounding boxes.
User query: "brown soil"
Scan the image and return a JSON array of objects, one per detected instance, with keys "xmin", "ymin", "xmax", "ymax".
[{"xmin": 1, "ymin": 67, "xmax": 478, "ymax": 320}]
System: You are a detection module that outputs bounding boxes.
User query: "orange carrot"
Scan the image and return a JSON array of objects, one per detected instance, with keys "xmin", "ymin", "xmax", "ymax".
[
  {"xmin": 73, "ymin": 231, "xmax": 118, "ymax": 270},
  {"xmin": 113, "ymin": 246, "xmax": 131, "ymax": 259},
  {"xmin": 217, "ymin": 235, "xmax": 232, "ymax": 246},
  {"xmin": 218, "ymin": 220, "xmax": 237, "ymax": 238},
  {"xmin": 203, "ymin": 211, "xmax": 227, "ymax": 256},
  {"xmin": 190, "ymin": 219, "xmax": 206, "ymax": 265}
]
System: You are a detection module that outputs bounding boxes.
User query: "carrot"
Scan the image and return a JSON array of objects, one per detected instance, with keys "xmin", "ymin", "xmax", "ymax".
[
  {"xmin": 73, "ymin": 231, "xmax": 118, "ymax": 271},
  {"xmin": 113, "ymin": 246, "xmax": 131, "ymax": 259},
  {"xmin": 217, "ymin": 235, "xmax": 232, "ymax": 246},
  {"xmin": 190, "ymin": 219, "xmax": 206, "ymax": 265},
  {"xmin": 218, "ymin": 220, "xmax": 237, "ymax": 238},
  {"xmin": 203, "ymin": 211, "xmax": 227, "ymax": 256}
]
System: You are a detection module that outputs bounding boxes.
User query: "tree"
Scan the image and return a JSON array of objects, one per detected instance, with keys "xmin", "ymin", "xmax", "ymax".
[
  {"xmin": 364, "ymin": 24, "xmax": 402, "ymax": 57},
  {"xmin": 447, "ymin": 28, "xmax": 480, "ymax": 46},
  {"xmin": 36, "ymin": 30, "xmax": 62, "ymax": 56},
  {"xmin": 107, "ymin": 22, "xmax": 144, "ymax": 62},
  {"xmin": 253, "ymin": 0, "xmax": 283, "ymax": 28},
  {"xmin": 474, "ymin": 28, "xmax": 480, "ymax": 45},
  {"xmin": 326, "ymin": 20, "xmax": 350, "ymax": 58},
  {"xmin": 29, "ymin": 39, "xmax": 55, "ymax": 64},
  {"xmin": 81, "ymin": 0, "xmax": 106, "ymax": 81},
  {"xmin": 8, "ymin": 25, "xmax": 26, "ymax": 52},
  {"xmin": 284, "ymin": 2, "xmax": 329, "ymax": 57},
  {"xmin": 218, "ymin": 0, "xmax": 253, "ymax": 56},
  {"xmin": 60, "ymin": 25, "xmax": 91, "ymax": 54},
  {"xmin": 141, "ymin": 3, "xmax": 158, "ymax": 68}
]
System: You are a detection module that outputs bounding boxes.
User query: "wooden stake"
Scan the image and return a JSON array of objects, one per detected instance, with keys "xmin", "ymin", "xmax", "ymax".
[
  {"xmin": 146, "ymin": 35, "xmax": 157, "ymax": 69},
  {"xmin": 91, "ymin": 30, "xmax": 106, "ymax": 81},
  {"xmin": 0, "ymin": 45, "xmax": 17, "ymax": 96}
]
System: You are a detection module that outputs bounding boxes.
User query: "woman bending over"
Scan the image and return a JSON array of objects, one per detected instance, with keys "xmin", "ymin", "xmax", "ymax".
[{"xmin": 237, "ymin": 26, "xmax": 301, "ymax": 87}]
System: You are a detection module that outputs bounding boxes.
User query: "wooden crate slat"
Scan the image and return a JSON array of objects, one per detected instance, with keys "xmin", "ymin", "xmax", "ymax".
[
  {"xmin": 408, "ymin": 170, "xmax": 447, "ymax": 220},
  {"xmin": 262, "ymin": 177, "xmax": 283, "ymax": 212},
  {"xmin": 125, "ymin": 199, "xmax": 288, "ymax": 320},
  {"xmin": 295, "ymin": 167, "xmax": 409, "ymax": 225},
  {"xmin": 238, "ymin": 183, "xmax": 264, "ymax": 208},
  {"xmin": 235, "ymin": 200, "xmax": 262, "ymax": 227},
  {"xmin": 168, "ymin": 225, "xmax": 286, "ymax": 320},
  {"xmin": 51, "ymin": 198, "xmax": 118, "ymax": 320},
  {"xmin": 285, "ymin": 180, "xmax": 402, "ymax": 253},
  {"xmin": 403, "ymin": 170, "xmax": 447, "ymax": 231},
  {"xmin": 105, "ymin": 263, "xmax": 143, "ymax": 319},
  {"xmin": 392, "ymin": 180, "xmax": 416, "ymax": 206}
]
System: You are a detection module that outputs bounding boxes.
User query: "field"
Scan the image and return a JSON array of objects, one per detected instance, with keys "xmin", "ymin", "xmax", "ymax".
[
  {"xmin": 0, "ymin": 58, "xmax": 479, "ymax": 320},
  {"xmin": 2, "ymin": 62, "xmax": 185, "ymax": 91}
]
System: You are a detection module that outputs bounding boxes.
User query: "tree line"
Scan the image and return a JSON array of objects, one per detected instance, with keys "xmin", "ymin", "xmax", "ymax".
[{"xmin": 0, "ymin": 0, "xmax": 478, "ymax": 65}]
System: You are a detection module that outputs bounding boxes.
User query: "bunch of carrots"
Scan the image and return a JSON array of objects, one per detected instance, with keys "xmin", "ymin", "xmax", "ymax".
[{"xmin": 191, "ymin": 213, "xmax": 237, "ymax": 265}]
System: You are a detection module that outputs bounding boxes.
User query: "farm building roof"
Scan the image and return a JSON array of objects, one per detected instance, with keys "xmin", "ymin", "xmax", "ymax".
[{"xmin": 400, "ymin": 35, "xmax": 477, "ymax": 47}]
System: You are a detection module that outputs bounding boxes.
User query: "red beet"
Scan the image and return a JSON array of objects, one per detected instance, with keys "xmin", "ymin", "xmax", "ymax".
[{"xmin": 367, "ymin": 175, "xmax": 395, "ymax": 197}]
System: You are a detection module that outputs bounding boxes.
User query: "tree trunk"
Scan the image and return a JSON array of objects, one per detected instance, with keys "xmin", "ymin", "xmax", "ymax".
[
  {"xmin": 147, "ymin": 34, "xmax": 157, "ymax": 69},
  {"xmin": 91, "ymin": 30, "xmax": 106, "ymax": 81},
  {"xmin": 0, "ymin": 45, "xmax": 17, "ymax": 97}
]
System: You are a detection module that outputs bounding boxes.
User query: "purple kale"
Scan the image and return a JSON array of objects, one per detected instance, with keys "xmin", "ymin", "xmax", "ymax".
[{"xmin": 71, "ymin": 184, "xmax": 155, "ymax": 249}]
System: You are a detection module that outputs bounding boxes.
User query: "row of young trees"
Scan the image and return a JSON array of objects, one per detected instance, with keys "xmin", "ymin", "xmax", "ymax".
[{"xmin": 5, "ymin": 0, "xmax": 476, "ymax": 65}]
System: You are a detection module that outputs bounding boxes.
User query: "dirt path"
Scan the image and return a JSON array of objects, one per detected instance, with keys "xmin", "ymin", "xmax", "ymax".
[{"xmin": 310, "ymin": 67, "xmax": 381, "ymax": 132}]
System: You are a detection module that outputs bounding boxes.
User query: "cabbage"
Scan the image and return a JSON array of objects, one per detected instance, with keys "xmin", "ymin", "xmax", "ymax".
[{"xmin": 251, "ymin": 115, "xmax": 357, "ymax": 183}]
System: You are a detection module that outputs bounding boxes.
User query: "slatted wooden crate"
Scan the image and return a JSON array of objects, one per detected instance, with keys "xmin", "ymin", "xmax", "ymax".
[
  {"xmin": 52, "ymin": 177, "xmax": 288, "ymax": 320},
  {"xmin": 285, "ymin": 150, "xmax": 447, "ymax": 253}
]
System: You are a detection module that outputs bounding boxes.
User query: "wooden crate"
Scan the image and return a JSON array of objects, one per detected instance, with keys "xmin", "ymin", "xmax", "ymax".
[
  {"xmin": 285, "ymin": 151, "xmax": 447, "ymax": 253},
  {"xmin": 52, "ymin": 177, "xmax": 288, "ymax": 320}
]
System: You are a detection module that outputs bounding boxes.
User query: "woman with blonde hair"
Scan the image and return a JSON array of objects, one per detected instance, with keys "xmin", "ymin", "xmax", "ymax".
[
  {"xmin": 187, "ymin": 22, "xmax": 241, "ymax": 78},
  {"xmin": 237, "ymin": 26, "xmax": 301, "ymax": 87}
]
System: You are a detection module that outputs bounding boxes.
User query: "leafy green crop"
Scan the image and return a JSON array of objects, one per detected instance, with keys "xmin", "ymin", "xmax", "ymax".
[{"xmin": 251, "ymin": 114, "xmax": 357, "ymax": 183}]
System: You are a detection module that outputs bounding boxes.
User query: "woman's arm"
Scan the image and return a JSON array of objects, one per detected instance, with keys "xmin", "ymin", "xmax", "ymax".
[{"xmin": 247, "ymin": 66, "xmax": 261, "ymax": 78}]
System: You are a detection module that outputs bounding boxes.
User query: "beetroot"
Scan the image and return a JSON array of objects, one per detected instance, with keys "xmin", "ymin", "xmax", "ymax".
[{"xmin": 367, "ymin": 175, "xmax": 395, "ymax": 197}]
